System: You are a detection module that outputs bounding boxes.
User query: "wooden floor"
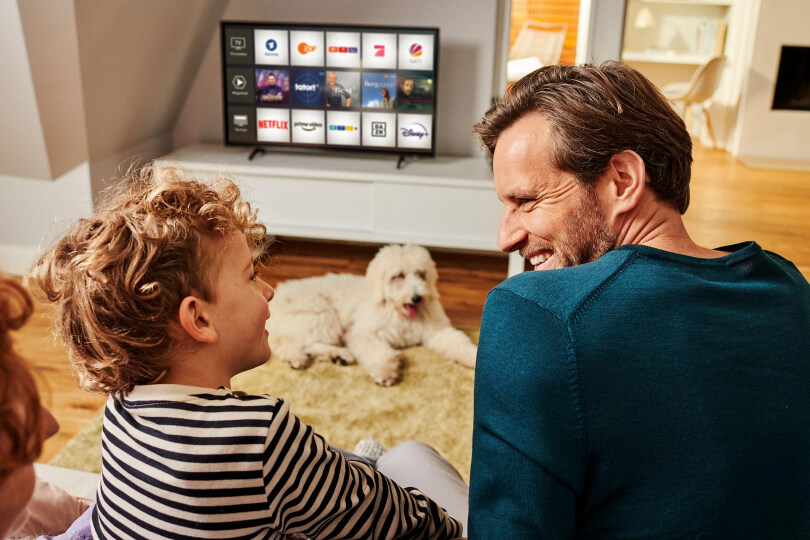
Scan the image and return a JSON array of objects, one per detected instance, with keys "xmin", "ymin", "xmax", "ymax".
[{"xmin": 10, "ymin": 143, "xmax": 810, "ymax": 464}]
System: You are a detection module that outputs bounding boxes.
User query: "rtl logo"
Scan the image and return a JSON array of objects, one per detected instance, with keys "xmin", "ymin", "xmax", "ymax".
[{"xmin": 328, "ymin": 46, "xmax": 359, "ymax": 53}]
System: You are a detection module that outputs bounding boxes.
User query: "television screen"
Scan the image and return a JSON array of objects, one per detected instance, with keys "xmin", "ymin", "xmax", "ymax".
[{"xmin": 221, "ymin": 22, "xmax": 439, "ymax": 155}]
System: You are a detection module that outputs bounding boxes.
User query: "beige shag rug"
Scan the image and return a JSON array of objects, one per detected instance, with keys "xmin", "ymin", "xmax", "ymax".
[{"xmin": 50, "ymin": 331, "xmax": 478, "ymax": 483}]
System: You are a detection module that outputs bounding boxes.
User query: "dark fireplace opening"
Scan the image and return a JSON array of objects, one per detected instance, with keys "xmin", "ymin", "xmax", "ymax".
[{"xmin": 772, "ymin": 46, "xmax": 810, "ymax": 111}]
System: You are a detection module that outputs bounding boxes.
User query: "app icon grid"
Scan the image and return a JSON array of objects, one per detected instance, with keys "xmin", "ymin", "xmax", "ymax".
[{"xmin": 223, "ymin": 23, "xmax": 436, "ymax": 153}]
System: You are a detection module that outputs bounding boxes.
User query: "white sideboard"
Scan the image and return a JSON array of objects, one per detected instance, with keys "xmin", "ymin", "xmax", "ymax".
[{"xmin": 157, "ymin": 145, "xmax": 523, "ymax": 275}]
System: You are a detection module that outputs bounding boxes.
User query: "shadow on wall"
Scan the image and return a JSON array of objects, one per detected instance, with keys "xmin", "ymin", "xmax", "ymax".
[{"xmin": 437, "ymin": 42, "xmax": 481, "ymax": 155}]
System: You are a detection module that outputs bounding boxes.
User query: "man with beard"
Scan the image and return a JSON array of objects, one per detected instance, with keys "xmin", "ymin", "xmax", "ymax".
[{"xmin": 469, "ymin": 62, "xmax": 810, "ymax": 539}]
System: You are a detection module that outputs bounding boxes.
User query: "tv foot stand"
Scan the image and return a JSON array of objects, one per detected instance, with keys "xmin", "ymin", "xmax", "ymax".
[{"xmin": 248, "ymin": 148, "xmax": 266, "ymax": 161}]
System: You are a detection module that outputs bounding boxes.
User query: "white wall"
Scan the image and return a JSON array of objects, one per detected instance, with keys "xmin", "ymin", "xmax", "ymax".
[
  {"xmin": 732, "ymin": 0, "xmax": 810, "ymax": 163},
  {"xmin": 0, "ymin": 0, "xmax": 51, "ymax": 179},
  {"xmin": 18, "ymin": 0, "xmax": 89, "ymax": 179},
  {"xmin": 174, "ymin": 0, "xmax": 500, "ymax": 157},
  {"xmin": 0, "ymin": 0, "xmax": 225, "ymax": 275},
  {"xmin": 0, "ymin": 163, "xmax": 93, "ymax": 275}
]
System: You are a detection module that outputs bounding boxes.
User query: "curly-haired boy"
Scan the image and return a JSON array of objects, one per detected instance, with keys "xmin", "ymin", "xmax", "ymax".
[{"xmin": 29, "ymin": 165, "xmax": 465, "ymax": 539}]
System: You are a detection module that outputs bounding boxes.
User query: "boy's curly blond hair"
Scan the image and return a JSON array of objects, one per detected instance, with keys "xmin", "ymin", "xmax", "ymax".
[{"xmin": 27, "ymin": 165, "xmax": 266, "ymax": 395}]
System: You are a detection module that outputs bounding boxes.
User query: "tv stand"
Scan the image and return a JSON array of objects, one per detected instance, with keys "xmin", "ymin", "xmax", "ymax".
[
  {"xmin": 395, "ymin": 154, "xmax": 421, "ymax": 170},
  {"xmin": 157, "ymin": 144, "xmax": 524, "ymax": 276},
  {"xmin": 248, "ymin": 147, "xmax": 266, "ymax": 161}
]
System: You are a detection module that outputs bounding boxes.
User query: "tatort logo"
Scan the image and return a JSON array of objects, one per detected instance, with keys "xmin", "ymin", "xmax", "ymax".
[
  {"xmin": 328, "ymin": 46, "xmax": 359, "ymax": 53},
  {"xmin": 329, "ymin": 124, "xmax": 357, "ymax": 131},
  {"xmin": 400, "ymin": 122, "xmax": 428, "ymax": 139},
  {"xmin": 374, "ymin": 44, "xmax": 385, "ymax": 57},
  {"xmin": 293, "ymin": 72, "xmax": 323, "ymax": 104},
  {"xmin": 409, "ymin": 43, "xmax": 423, "ymax": 58},
  {"xmin": 258, "ymin": 120, "xmax": 288, "ymax": 129},
  {"xmin": 265, "ymin": 39, "xmax": 278, "ymax": 52},
  {"xmin": 298, "ymin": 42, "xmax": 317, "ymax": 54},
  {"xmin": 294, "ymin": 121, "xmax": 323, "ymax": 132}
]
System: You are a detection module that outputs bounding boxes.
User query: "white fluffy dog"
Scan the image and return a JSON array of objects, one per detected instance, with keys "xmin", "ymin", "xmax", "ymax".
[{"xmin": 267, "ymin": 244, "xmax": 477, "ymax": 386}]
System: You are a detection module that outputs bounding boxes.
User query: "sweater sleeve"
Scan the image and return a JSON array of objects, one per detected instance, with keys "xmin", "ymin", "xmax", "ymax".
[
  {"xmin": 261, "ymin": 400, "xmax": 462, "ymax": 539},
  {"xmin": 469, "ymin": 289, "xmax": 587, "ymax": 539}
]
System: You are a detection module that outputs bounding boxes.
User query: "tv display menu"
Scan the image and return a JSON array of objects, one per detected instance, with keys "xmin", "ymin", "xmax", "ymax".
[{"xmin": 222, "ymin": 22, "xmax": 439, "ymax": 155}]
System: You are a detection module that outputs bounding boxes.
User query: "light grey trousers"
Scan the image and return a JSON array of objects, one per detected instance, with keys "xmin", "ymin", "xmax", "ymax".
[{"xmin": 376, "ymin": 441, "xmax": 469, "ymax": 534}]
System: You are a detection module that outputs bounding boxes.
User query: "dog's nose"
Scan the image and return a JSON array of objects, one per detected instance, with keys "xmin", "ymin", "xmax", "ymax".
[{"xmin": 411, "ymin": 295, "xmax": 422, "ymax": 304}]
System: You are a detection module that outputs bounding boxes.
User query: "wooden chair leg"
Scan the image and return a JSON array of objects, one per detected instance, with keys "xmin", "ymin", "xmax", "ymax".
[{"xmin": 703, "ymin": 104, "xmax": 717, "ymax": 149}]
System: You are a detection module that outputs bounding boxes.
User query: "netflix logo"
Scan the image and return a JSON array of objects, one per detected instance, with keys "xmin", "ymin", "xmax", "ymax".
[
  {"xmin": 258, "ymin": 120, "xmax": 288, "ymax": 129},
  {"xmin": 257, "ymin": 109, "xmax": 290, "ymax": 143}
]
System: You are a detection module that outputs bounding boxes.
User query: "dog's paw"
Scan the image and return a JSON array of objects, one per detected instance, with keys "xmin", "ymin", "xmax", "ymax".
[
  {"xmin": 374, "ymin": 370, "xmax": 401, "ymax": 387},
  {"xmin": 367, "ymin": 356, "xmax": 403, "ymax": 386},
  {"xmin": 331, "ymin": 354, "xmax": 353, "ymax": 366},
  {"xmin": 288, "ymin": 354, "xmax": 314, "ymax": 370},
  {"xmin": 460, "ymin": 346, "xmax": 477, "ymax": 369}
]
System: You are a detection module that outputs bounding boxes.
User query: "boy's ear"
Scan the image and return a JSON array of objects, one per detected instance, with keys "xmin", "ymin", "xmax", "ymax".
[
  {"xmin": 599, "ymin": 149, "xmax": 647, "ymax": 222},
  {"xmin": 177, "ymin": 296, "xmax": 218, "ymax": 344}
]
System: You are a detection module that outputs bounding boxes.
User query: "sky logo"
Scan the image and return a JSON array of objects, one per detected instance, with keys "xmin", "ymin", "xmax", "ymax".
[
  {"xmin": 400, "ymin": 122, "xmax": 428, "ymax": 139},
  {"xmin": 266, "ymin": 39, "xmax": 278, "ymax": 52},
  {"xmin": 409, "ymin": 43, "xmax": 423, "ymax": 58}
]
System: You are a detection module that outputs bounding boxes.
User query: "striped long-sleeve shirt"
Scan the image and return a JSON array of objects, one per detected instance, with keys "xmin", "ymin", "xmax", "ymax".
[{"xmin": 91, "ymin": 384, "xmax": 462, "ymax": 539}]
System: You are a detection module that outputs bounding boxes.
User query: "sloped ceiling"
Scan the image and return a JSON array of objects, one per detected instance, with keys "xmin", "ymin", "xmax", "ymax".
[
  {"xmin": 73, "ymin": 0, "xmax": 227, "ymax": 164},
  {"xmin": 0, "ymin": 1, "xmax": 52, "ymax": 179},
  {"xmin": 3, "ymin": 0, "xmax": 227, "ymax": 181}
]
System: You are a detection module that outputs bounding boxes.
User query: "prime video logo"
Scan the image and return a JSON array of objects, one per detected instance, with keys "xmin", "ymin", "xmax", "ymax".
[
  {"xmin": 400, "ymin": 122, "xmax": 428, "ymax": 139},
  {"xmin": 294, "ymin": 121, "xmax": 323, "ymax": 132}
]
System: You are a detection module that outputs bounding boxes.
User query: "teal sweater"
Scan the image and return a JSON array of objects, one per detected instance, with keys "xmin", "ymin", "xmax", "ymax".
[{"xmin": 470, "ymin": 242, "xmax": 810, "ymax": 539}]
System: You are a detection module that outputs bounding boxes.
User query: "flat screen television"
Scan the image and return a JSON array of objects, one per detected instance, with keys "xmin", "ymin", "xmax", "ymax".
[{"xmin": 221, "ymin": 21, "xmax": 439, "ymax": 156}]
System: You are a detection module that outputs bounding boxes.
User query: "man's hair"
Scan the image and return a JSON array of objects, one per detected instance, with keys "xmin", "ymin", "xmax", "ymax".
[
  {"xmin": 473, "ymin": 61, "xmax": 693, "ymax": 214},
  {"xmin": 27, "ymin": 165, "xmax": 266, "ymax": 395},
  {"xmin": 0, "ymin": 277, "xmax": 43, "ymax": 482}
]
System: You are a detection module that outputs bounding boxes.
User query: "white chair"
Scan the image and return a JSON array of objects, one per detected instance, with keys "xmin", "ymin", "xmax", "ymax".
[
  {"xmin": 506, "ymin": 21, "xmax": 568, "ymax": 83},
  {"xmin": 662, "ymin": 56, "xmax": 726, "ymax": 147}
]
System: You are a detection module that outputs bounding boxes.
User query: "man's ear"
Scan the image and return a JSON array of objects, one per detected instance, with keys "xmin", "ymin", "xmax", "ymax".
[
  {"xmin": 177, "ymin": 296, "xmax": 218, "ymax": 344},
  {"xmin": 600, "ymin": 149, "xmax": 647, "ymax": 221}
]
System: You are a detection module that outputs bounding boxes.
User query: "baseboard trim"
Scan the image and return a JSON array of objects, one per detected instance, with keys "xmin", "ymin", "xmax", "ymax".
[{"xmin": 737, "ymin": 156, "xmax": 810, "ymax": 172}]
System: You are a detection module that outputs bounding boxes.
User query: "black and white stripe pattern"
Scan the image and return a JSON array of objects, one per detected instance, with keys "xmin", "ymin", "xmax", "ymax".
[{"xmin": 91, "ymin": 385, "xmax": 461, "ymax": 539}]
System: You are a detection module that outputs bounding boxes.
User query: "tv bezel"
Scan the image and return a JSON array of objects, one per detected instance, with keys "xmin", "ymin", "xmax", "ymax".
[{"xmin": 220, "ymin": 20, "xmax": 440, "ymax": 157}]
